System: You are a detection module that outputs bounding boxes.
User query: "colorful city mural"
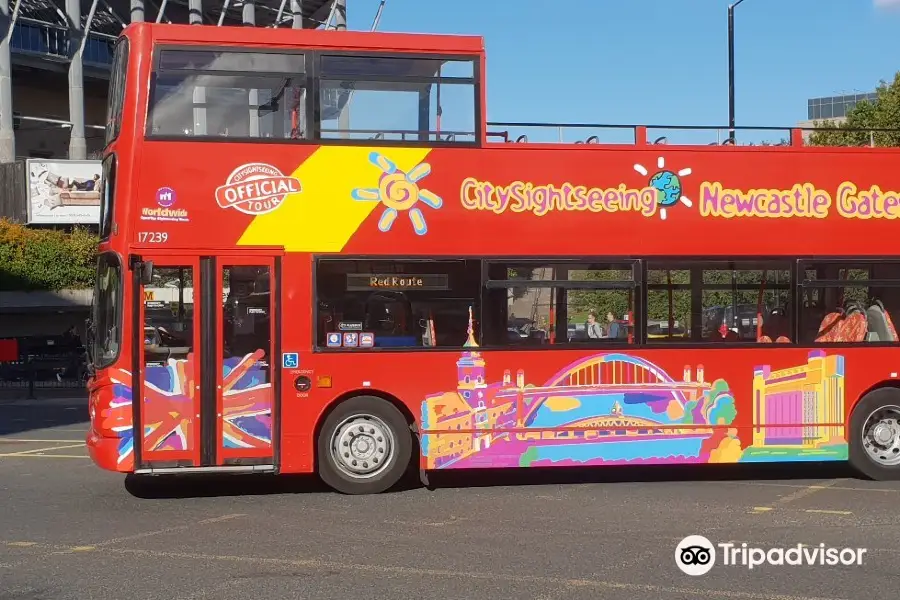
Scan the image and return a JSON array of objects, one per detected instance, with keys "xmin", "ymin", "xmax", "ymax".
[
  {"xmin": 102, "ymin": 350, "xmax": 273, "ymax": 469},
  {"xmin": 419, "ymin": 313, "xmax": 848, "ymax": 469},
  {"xmin": 742, "ymin": 350, "xmax": 847, "ymax": 462}
]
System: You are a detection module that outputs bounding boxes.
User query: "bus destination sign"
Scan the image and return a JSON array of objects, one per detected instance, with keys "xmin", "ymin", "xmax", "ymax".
[{"xmin": 347, "ymin": 274, "xmax": 449, "ymax": 291}]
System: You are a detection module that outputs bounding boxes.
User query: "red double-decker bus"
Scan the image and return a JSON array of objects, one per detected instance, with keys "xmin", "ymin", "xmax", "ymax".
[{"xmin": 87, "ymin": 21, "xmax": 900, "ymax": 494}]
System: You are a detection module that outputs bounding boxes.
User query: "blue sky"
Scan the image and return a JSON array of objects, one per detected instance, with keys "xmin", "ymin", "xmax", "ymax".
[{"xmin": 344, "ymin": 0, "xmax": 900, "ymax": 143}]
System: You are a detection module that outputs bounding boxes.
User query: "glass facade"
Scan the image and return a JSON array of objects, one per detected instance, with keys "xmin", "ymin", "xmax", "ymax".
[
  {"xmin": 808, "ymin": 93, "xmax": 878, "ymax": 121},
  {"xmin": 10, "ymin": 22, "xmax": 114, "ymax": 67}
]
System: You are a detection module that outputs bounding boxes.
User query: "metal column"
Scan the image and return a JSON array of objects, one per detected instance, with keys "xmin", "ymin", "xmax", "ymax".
[
  {"xmin": 67, "ymin": 0, "xmax": 86, "ymax": 159},
  {"xmin": 131, "ymin": 0, "xmax": 144, "ymax": 22},
  {"xmin": 334, "ymin": 0, "xmax": 349, "ymax": 137},
  {"xmin": 289, "ymin": 0, "xmax": 304, "ymax": 138},
  {"xmin": 188, "ymin": 0, "xmax": 202, "ymax": 24},
  {"xmin": 242, "ymin": 0, "xmax": 254, "ymax": 24},
  {"xmin": 291, "ymin": 0, "xmax": 303, "ymax": 28},
  {"xmin": 0, "ymin": 0, "xmax": 16, "ymax": 163},
  {"xmin": 244, "ymin": 0, "xmax": 259, "ymax": 137},
  {"xmin": 333, "ymin": 0, "xmax": 345, "ymax": 29},
  {"xmin": 727, "ymin": 0, "xmax": 745, "ymax": 144},
  {"xmin": 189, "ymin": 0, "xmax": 204, "ymax": 135}
]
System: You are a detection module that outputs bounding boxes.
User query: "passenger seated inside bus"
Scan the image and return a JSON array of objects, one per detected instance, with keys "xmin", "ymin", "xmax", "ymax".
[{"xmin": 757, "ymin": 307, "xmax": 791, "ymax": 343}]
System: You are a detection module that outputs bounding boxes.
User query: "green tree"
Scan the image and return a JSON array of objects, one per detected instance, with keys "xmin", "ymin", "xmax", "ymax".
[
  {"xmin": 567, "ymin": 268, "xmax": 631, "ymax": 321},
  {"xmin": 569, "ymin": 266, "xmax": 791, "ymax": 337},
  {"xmin": 646, "ymin": 269, "xmax": 691, "ymax": 329},
  {"xmin": 808, "ymin": 72, "xmax": 900, "ymax": 147},
  {"xmin": 746, "ymin": 139, "xmax": 789, "ymax": 146},
  {"xmin": 506, "ymin": 267, "xmax": 535, "ymax": 301}
]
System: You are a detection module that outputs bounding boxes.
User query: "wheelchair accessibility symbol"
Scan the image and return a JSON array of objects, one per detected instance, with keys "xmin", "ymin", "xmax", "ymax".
[{"xmin": 282, "ymin": 352, "xmax": 299, "ymax": 369}]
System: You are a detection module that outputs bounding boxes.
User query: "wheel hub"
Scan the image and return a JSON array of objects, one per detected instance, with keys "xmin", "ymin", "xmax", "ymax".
[
  {"xmin": 862, "ymin": 406, "xmax": 900, "ymax": 467},
  {"xmin": 872, "ymin": 422, "xmax": 895, "ymax": 446},
  {"xmin": 331, "ymin": 415, "xmax": 394, "ymax": 479}
]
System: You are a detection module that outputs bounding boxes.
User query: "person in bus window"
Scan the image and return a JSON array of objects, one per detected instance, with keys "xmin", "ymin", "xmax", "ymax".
[
  {"xmin": 586, "ymin": 311, "xmax": 604, "ymax": 339},
  {"xmin": 606, "ymin": 311, "xmax": 621, "ymax": 339}
]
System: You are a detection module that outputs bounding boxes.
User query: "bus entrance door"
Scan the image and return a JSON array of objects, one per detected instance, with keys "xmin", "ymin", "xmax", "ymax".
[
  {"xmin": 216, "ymin": 256, "xmax": 279, "ymax": 468},
  {"xmin": 134, "ymin": 253, "xmax": 280, "ymax": 472},
  {"xmin": 135, "ymin": 255, "xmax": 203, "ymax": 469}
]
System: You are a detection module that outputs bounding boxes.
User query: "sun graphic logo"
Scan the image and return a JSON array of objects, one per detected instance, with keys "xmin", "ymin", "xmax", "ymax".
[
  {"xmin": 633, "ymin": 157, "xmax": 692, "ymax": 221},
  {"xmin": 351, "ymin": 152, "xmax": 443, "ymax": 236}
]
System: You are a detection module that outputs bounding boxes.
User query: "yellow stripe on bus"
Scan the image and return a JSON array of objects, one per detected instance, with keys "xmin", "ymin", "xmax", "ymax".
[{"xmin": 238, "ymin": 146, "xmax": 432, "ymax": 252}]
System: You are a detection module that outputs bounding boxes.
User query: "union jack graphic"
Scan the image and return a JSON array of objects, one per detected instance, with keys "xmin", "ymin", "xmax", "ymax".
[
  {"xmin": 104, "ymin": 349, "xmax": 273, "ymax": 469},
  {"xmin": 222, "ymin": 350, "xmax": 272, "ymax": 449}
]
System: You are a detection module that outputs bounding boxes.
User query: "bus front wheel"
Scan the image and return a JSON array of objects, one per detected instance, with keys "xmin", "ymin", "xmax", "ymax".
[
  {"xmin": 317, "ymin": 395, "xmax": 413, "ymax": 495},
  {"xmin": 850, "ymin": 387, "xmax": 900, "ymax": 481}
]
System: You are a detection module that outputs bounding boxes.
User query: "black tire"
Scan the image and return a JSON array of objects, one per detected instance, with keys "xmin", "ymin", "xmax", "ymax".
[
  {"xmin": 849, "ymin": 387, "xmax": 900, "ymax": 481},
  {"xmin": 317, "ymin": 395, "xmax": 413, "ymax": 495},
  {"xmin": 123, "ymin": 473, "xmax": 161, "ymax": 498}
]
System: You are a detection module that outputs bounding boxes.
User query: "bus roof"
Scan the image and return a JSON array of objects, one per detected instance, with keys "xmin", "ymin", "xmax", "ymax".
[{"xmin": 126, "ymin": 22, "xmax": 485, "ymax": 55}]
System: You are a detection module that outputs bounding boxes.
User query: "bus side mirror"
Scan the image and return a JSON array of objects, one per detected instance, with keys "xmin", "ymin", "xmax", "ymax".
[{"xmin": 140, "ymin": 261, "xmax": 154, "ymax": 285}]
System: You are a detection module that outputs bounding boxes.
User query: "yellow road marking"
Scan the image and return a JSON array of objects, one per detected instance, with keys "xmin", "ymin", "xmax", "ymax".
[
  {"xmin": 0, "ymin": 443, "xmax": 85, "ymax": 457},
  {"xmin": 0, "ymin": 439, "xmax": 84, "ymax": 443},
  {"xmin": 0, "ymin": 454, "xmax": 87, "ymax": 459},
  {"xmin": 733, "ymin": 481, "xmax": 900, "ymax": 494},
  {"xmin": 751, "ymin": 480, "xmax": 841, "ymax": 514},
  {"xmin": 92, "ymin": 514, "xmax": 246, "ymax": 547},
  {"xmin": 0, "ymin": 540, "xmax": 855, "ymax": 600},
  {"xmin": 774, "ymin": 480, "xmax": 840, "ymax": 506},
  {"xmin": 750, "ymin": 505, "xmax": 853, "ymax": 516},
  {"xmin": 804, "ymin": 509, "xmax": 853, "ymax": 515}
]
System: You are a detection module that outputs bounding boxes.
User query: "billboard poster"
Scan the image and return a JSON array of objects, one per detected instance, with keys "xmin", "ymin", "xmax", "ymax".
[{"xmin": 26, "ymin": 159, "xmax": 102, "ymax": 225}]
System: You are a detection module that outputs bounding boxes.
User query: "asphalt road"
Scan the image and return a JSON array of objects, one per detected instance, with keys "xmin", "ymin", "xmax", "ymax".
[{"xmin": 2, "ymin": 396, "xmax": 899, "ymax": 600}]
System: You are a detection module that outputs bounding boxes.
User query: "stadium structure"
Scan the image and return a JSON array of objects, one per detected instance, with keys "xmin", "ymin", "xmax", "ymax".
[
  {"xmin": 0, "ymin": 0, "xmax": 341, "ymax": 162},
  {"xmin": 0, "ymin": 0, "xmax": 341, "ymax": 333}
]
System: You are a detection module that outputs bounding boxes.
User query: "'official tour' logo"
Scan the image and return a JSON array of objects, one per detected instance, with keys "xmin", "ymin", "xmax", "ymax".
[{"xmin": 215, "ymin": 163, "xmax": 301, "ymax": 216}]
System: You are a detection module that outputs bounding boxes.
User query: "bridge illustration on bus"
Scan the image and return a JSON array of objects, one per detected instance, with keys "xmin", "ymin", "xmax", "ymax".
[{"xmin": 420, "ymin": 313, "xmax": 848, "ymax": 470}]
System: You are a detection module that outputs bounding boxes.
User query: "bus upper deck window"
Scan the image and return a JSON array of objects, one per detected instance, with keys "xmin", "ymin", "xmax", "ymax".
[
  {"xmin": 317, "ymin": 54, "xmax": 478, "ymax": 144},
  {"xmin": 148, "ymin": 47, "xmax": 307, "ymax": 140}
]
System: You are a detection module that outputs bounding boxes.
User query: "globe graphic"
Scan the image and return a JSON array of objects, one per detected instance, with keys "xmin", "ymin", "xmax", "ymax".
[{"xmin": 649, "ymin": 171, "xmax": 682, "ymax": 207}]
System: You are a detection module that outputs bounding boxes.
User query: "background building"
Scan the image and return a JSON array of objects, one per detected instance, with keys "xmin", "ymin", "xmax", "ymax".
[
  {"xmin": 0, "ymin": 0, "xmax": 340, "ymax": 340},
  {"xmin": 1, "ymin": 0, "xmax": 341, "ymax": 228},
  {"xmin": 806, "ymin": 92, "xmax": 878, "ymax": 123},
  {"xmin": 2, "ymin": 0, "xmax": 339, "ymax": 162},
  {"xmin": 796, "ymin": 91, "xmax": 877, "ymax": 139}
]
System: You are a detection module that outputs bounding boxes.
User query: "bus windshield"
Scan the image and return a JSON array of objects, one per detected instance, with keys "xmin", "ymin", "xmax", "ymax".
[{"xmin": 92, "ymin": 253, "xmax": 122, "ymax": 367}]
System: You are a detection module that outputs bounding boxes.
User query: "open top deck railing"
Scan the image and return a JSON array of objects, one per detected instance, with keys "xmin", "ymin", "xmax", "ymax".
[{"xmin": 485, "ymin": 122, "xmax": 900, "ymax": 148}]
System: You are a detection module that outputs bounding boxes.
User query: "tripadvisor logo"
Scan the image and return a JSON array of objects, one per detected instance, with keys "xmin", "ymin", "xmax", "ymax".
[{"xmin": 675, "ymin": 535, "xmax": 867, "ymax": 575}]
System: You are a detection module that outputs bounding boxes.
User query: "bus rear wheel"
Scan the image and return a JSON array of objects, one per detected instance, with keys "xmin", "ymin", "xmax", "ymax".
[
  {"xmin": 317, "ymin": 395, "xmax": 413, "ymax": 495},
  {"xmin": 850, "ymin": 388, "xmax": 900, "ymax": 481}
]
